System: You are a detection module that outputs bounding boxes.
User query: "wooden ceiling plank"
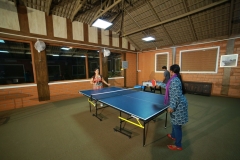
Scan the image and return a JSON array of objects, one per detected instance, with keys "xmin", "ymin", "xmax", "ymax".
[
  {"xmin": 182, "ymin": 0, "xmax": 198, "ymax": 41},
  {"xmin": 46, "ymin": 0, "xmax": 52, "ymax": 15},
  {"xmin": 228, "ymin": 0, "xmax": 234, "ymax": 36},
  {"xmin": 90, "ymin": 0, "xmax": 122, "ymax": 25},
  {"xmin": 70, "ymin": 0, "xmax": 87, "ymax": 22},
  {"xmin": 123, "ymin": 0, "xmax": 229, "ymax": 37},
  {"xmin": 146, "ymin": 0, "xmax": 175, "ymax": 45}
]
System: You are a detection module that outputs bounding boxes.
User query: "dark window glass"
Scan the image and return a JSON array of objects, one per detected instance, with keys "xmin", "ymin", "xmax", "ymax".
[
  {"xmin": 87, "ymin": 50, "xmax": 100, "ymax": 78},
  {"xmin": 46, "ymin": 45, "xmax": 99, "ymax": 81},
  {"xmin": 107, "ymin": 52, "xmax": 122, "ymax": 77},
  {"xmin": 0, "ymin": 39, "xmax": 34, "ymax": 85}
]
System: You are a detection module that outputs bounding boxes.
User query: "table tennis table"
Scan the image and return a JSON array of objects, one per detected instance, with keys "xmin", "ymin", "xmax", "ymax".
[{"xmin": 79, "ymin": 87, "xmax": 168, "ymax": 146}]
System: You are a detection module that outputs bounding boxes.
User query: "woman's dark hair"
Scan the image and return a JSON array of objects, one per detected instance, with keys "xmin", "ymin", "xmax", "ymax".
[
  {"xmin": 92, "ymin": 68, "xmax": 101, "ymax": 78},
  {"xmin": 170, "ymin": 64, "xmax": 186, "ymax": 94}
]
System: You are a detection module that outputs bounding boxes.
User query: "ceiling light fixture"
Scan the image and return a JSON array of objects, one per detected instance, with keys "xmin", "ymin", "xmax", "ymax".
[
  {"xmin": 61, "ymin": 47, "xmax": 70, "ymax": 50},
  {"xmin": 92, "ymin": 19, "xmax": 112, "ymax": 29},
  {"xmin": 0, "ymin": 40, "xmax": 5, "ymax": 43},
  {"xmin": 0, "ymin": 50, "xmax": 9, "ymax": 53},
  {"xmin": 142, "ymin": 36, "xmax": 155, "ymax": 41}
]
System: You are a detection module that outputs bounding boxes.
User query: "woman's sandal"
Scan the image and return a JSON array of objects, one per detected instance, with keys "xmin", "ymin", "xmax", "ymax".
[
  {"xmin": 167, "ymin": 145, "xmax": 182, "ymax": 151},
  {"xmin": 167, "ymin": 134, "xmax": 176, "ymax": 141}
]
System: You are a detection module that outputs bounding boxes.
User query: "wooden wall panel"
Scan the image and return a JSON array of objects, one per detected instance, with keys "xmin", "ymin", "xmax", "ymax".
[
  {"xmin": 0, "ymin": 0, "xmax": 20, "ymax": 31},
  {"xmin": 67, "ymin": 19, "xmax": 73, "ymax": 40},
  {"xmin": 72, "ymin": 21, "xmax": 84, "ymax": 41},
  {"xmin": 17, "ymin": 5, "xmax": 29, "ymax": 33},
  {"xmin": 98, "ymin": 28, "xmax": 101, "ymax": 44},
  {"xmin": 101, "ymin": 29, "xmax": 109, "ymax": 45},
  {"xmin": 46, "ymin": 15, "xmax": 54, "ymax": 38},
  {"xmin": 122, "ymin": 37, "xmax": 128, "ymax": 49},
  {"xmin": 84, "ymin": 23, "xmax": 88, "ymax": 42},
  {"xmin": 27, "ymin": 7, "xmax": 47, "ymax": 35},
  {"xmin": 88, "ymin": 25, "xmax": 98, "ymax": 43},
  {"xmin": 52, "ymin": 15, "xmax": 67, "ymax": 39},
  {"xmin": 112, "ymin": 31, "xmax": 119, "ymax": 47},
  {"xmin": 130, "ymin": 43, "xmax": 135, "ymax": 51}
]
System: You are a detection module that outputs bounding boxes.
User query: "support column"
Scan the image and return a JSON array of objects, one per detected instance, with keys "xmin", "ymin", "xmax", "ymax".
[
  {"xmin": 220, "ymin": 39, "xmax": 235, "ymax": 95},
  {"xmin": 99, "ymin": 50, "xmax": 109, "ymax": 87},
  {"xmin": 30, "ymin": 41, "xmax": 50, "ymax": 101}
]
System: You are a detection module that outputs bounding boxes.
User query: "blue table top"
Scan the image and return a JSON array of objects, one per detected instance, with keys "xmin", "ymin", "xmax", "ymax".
[{"xmin": 79, "ymin": 87, "xmax": 167, "ymax": 121}]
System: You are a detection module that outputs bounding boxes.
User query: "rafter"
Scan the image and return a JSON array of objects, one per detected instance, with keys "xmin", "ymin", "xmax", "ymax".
[
  {"xmin": 70, "ymin": 0, "xmax": 87, "ymax": 22},
  {"xmin": 122, "ymin": 0, "xmax": 228, "ymax": 37},
  {"xmin": 119, "ymin": 0, "xmax": 125, "ymax": 37},
  {"xmin": 125, "ymin": 10, "xmax": 157, "ymax": 48},
  {"xmin": 146, "ymin": 0, "xmax": 174, "ymax": 45},
  {"xmin": 125, "ymin": 36, "xmax": 140, "ymax": 50},
  {"xmin": 90, "ymin": 0, "xmax": 122, "ymax": 25},
  {"xmin": 182, "ymin": 0, "xmax": 198, "ymax": 41},
  {"xmin": 46, "ymin": 0, "xmax": 53, "ymax": 15},
  {"xmin": 228, "ymin": 0, "xmax": 234, "ymax": 36}
]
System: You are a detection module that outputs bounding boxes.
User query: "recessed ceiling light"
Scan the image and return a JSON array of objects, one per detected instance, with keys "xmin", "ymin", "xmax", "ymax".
[
  {"xmin": 0, "ymin": 50, "xmax": 9, "ymax": 53},
  {"xmin": 142, "ymin": 36, "xmax": 155, "ymax": 41},
  {"xmin": 61, "ymin": 47, "xmax": 70, "ymax": 50},
  {"xmin": 92, "ymin": 19, "xmax": 113, "ymax": 29}
]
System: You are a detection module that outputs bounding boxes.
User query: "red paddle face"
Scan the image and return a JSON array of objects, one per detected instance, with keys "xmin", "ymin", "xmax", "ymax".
[{"xmin": 151, "ymin": 79, "xmax": 156, "ymax": 86}]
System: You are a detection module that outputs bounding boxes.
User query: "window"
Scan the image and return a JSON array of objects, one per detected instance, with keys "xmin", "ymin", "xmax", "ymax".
[
  {"xmin": 155, "ymin": 52, "xmax": 169, "ymax": 72},
  {"xmin": 180, "ymin": 46, "xmax": 219, "ymax": 73},
  {"xmin": 0, "ymin": 39, "xmax": 33, "ymax": 85},
  {"xmin": 88, "ymin": 51, "xmax": 99, "ymax": 78},
  {"xmin": 46, "ymin": 45, "xmax": 90, "ymax": 81},
  {"xmin": 115, "ymin": 58, "xmax": 121, "ymax": 72},
  {"xmin": 72, "ymin": 65, "xmax": 85, "ymax": 76},
  {"xmin": 107, "ymin": 52, "xmax": 122, "ymax": 77}
]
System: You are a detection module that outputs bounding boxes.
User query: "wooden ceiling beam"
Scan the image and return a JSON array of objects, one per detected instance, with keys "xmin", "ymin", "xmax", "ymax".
[
  {"xmin": 125, "ymin": 9, "xmax": 157, "ymax": 48},
  {"xmin": 182, "ymin": 0, "xmax": 198, "ymax": 41},
  {"xmin": 46, "ymin": 0, "xmax": 53, "ymax": 15},
  {"xmin": 90, "ymin": 0, "xmax": 122, "ymax": 25},
  {"xmin": 228, "ymin": 0, "xmax": 234, "ymax": 36},
  {"xmin": 146, "ymin": 0, "xmax": 175, "ymax": 45},
  {"xmin": 70, "ymin": 0, "xmax": 87, "ymax": 22},
  {"xmin": 122, "ymin": 0, "xmax": 229, "ymax": 37}
]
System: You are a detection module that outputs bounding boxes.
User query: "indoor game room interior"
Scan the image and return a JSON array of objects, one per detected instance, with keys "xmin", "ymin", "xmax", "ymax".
[{"xmin": 0, "ymin": 0, "xmax": 240, "ymax": 159}]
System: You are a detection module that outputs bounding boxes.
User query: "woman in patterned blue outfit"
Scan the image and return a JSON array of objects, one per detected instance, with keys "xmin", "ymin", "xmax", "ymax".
[{"xmin": 157, "ymin": 64, "xmax": 188, "ymax": 151}]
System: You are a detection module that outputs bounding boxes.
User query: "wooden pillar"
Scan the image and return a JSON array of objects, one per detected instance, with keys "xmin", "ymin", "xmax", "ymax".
[
  {"xmin": 122, "ymin": 52, "xmax": 126, "ymax": 87},
  {"xmin": 30, "ymin": 41, "xmax": 50, "ymax": 101},
  {"xmin": 85, "ymin": 54, "xmax": 89, "ymax": 79},
  {"xmin": 99, "ymin": 50, "xmax": 109, "ymax": 87},
  {"xmin": 221, "ymin": 39, "xmax": 235, "ymax": 95}
]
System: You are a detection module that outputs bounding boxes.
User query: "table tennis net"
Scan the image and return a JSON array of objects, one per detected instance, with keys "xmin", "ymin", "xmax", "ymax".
[{"xmin": 91, "ymin": 88, "xmax": 137, "ymax": 100}]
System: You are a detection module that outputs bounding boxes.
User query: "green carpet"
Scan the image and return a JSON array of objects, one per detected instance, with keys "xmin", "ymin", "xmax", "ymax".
[{"xmin": 0, "ymin": 93, "xmax": 240, "ymax": 160}]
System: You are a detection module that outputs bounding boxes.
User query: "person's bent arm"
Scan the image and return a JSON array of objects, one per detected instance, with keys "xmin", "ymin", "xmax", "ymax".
[
  {"xmin": 102, "ymin": 78, "xmax": 110, "ymax": 86},
  {"xmin": 156, "ymin": 81, "xmax": 166, "ymax": 89},
  {"xmin": 90, "ymin": 78, "xmax": 94, "ymax": 84}
]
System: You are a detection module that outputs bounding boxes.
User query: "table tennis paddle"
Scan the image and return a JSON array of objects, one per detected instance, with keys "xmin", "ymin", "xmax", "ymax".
[{"xmin": 151, "ymin": 79, "xmax": 156, "ymax": 87}]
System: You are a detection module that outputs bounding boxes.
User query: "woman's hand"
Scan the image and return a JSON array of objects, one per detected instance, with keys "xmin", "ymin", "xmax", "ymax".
[{"xmin": 167, "ymin": 107, "xmax": 174, "ymax": 113}]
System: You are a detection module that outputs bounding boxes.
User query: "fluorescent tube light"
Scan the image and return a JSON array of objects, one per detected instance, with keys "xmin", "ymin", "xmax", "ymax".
[
  {"xmin": 0, "ymin": 50, "xmax": 9, "ymax": 53},
  {"xmin": 61, "ymin": 47, "xmax": 70, "ymax": 50},
  {"xmin": 52, "ymin": 54, "xmax": 59, "ymax": 56},
  {"xmin": 142, "ymin": 36, "xmax": 155, "ymax": 41},
  {"xmin": 92, "ymin": 19, "xmax": 112, "ymax": 29},
  {"xmin": 0, "ymin": 40, "xmax": 5, "ymax": 43}
]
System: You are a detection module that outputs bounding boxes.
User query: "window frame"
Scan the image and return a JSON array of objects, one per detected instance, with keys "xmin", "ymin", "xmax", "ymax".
[
  {"xmin": 72, "ymin": 65, "xmax": 85, "ymax": 76},
  {"xmin": 155, "ymin": 52, "xmax": 169, "ymax": 73},
  {"xmin": 179, "ymin": 46, "xmax": 220, "ymax": 73}
]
